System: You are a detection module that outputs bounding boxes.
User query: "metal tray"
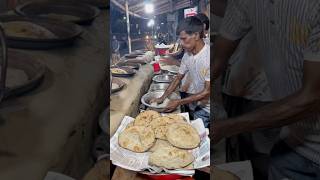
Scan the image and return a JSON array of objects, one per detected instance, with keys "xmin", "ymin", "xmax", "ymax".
[
  {"xmin": 149, "ymin": 83, "xmax": 169, "ymax": 91},
  {"xmin": 141, "ymin": 90, "xmax": 180, "ymax": 112},
  {"xmin": 15, "ymin": 1, "xmax": 100, "ymax": 25},
  {"xmin": 111, "ymin": 67, "xmax": 135, "ymax": 77},
  {"xmin": 152, "ymin": 74, "xmax": 175, "ymax": 83},
  {"xmin": 161, "ymin": 65, "xmax": 179, "ymax": 74},
  {"xmin": 0, "ymin": 15, "xmax": 83, "ymax": 49},
  {"xmin": 115, "ymin": 61, "xmax": 140, "ymax": 70},
  {"xmin": 3, "ymin": 50, "xmax": 45, "ymax": 99},
  {"xmin": 124, "ymin": 54, "xmax": 140, "ymax": 58},
  {"xmin": 111, "ymin": 77, "xmax": 125, "ymax": 93},
  {"xmin": 124, "ymin": 59, "xmax": 146, "ymax": 65}
]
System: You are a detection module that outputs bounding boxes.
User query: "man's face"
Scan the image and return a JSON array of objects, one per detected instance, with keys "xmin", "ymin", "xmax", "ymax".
[{"xmin": 179, "ymin": 31, "xmax": 198, "ymax": 52}]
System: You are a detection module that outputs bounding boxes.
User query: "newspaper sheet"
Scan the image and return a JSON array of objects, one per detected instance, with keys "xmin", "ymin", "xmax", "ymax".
[{"xmin": 110, "ymin": 113, "xmax": 210, "ymax": 176}]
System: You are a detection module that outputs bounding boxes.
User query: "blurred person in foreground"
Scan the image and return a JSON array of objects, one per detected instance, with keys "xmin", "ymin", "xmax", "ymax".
[{"xmin": 213, "ymin": 0, "xmax": 320, "ymax": 179}]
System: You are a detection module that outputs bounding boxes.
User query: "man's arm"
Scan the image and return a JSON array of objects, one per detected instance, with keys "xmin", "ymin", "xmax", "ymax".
[
  {"xmin": 164, "ymin": 81, "xmax": 210, "ymax": 112},
  {"xmin": 157, "ymin": 73, "xmax": 184, "ymax": 101},
  {"xmin": 213, "ymin": 60, "xmax": 320, "ymax": 142}
]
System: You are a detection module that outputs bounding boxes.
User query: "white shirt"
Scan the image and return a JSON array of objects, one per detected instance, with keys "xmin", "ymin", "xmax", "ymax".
[{"xmin": 179, "ymin": 44, "xmax": 210, "ymax": 112}]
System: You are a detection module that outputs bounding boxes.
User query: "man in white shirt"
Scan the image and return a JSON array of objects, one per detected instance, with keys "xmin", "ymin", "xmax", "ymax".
[
  {"xmin": 151, "ymin": 17, "xmax": 210, "ymax": 127},
  {"xmin": 213, "ymin": 0, "xmax": 320, "ymax": 179}
]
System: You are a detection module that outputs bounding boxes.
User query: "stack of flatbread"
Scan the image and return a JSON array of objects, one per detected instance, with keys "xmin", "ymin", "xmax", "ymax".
[{"xmin": 118, "ymin": 110, "xmax": 201, "ymax": 170}]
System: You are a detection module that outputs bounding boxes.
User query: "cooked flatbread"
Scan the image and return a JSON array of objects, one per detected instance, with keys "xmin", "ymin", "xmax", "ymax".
[
  {"xmin": 118, "ymin": 126, "xmax": 155, "ymax": 153},
  {"xmin": 2, "ymin": 21, "xmax": 57, "ymax": 39},
  {"xmin": 165, "ymin": 114, "xmax": 186, "ymax": 122},
  {"xmin": 125, "ymin": 121, "xmax": 134, "ymax": 129},
  {"xmin": 148, "ymin": 146, "xmax": 194, "ymax": 169},
  {"xmin": 166, "ymin": 123, "xmax": 200, "ymax": 149},
  {"xmin": 149, "ymin": 139, "xmax": 172, "ymax": 152},
  {"xmin": 134, "ymin": 110, "xmax": 161, "ymax": 127},
  {"xmin": 149, "ymin": 116, "xmax": 185, "ymax": 140},
  {"xmin": 111, "ymin": 68, "xmax": 127, "ymax": 74}
]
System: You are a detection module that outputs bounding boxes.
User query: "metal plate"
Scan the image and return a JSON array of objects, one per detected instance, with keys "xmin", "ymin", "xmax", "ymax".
[
  {"xmin": 115, "ymin": 61, "xmax": 140, "ymax": 70},
  {"xmin": 111, "ymin": 67, "xmax": 136, "ymax": 77},
  {"xmin": 124, "ymin": 54, "xmax": 141, "ymax": 59},
  {"xmin": 15, "ymin": 1, "xmax": 100, "ymax": 25},
  {"xmin": 152, "ymin": 74, "xmax": 175, "ymax": 83},
  {"xmin": 124, "ymin": 59, "xmax": 146, "ymax": 65},
  {"xmin": 161, "ymin": 65, "xmax": 179, "ymax": 74},
  {"xmin": 149, "ymin": 83, "xmax": 169, "ymax": 91},
  {"xmin": 141, "ymin": 90, "xmax": 180, "ymax": 112},
  {"xmin": 0, "ymin": 15, "xmax": 83, "ymax": 49},
  {"xmin": 3, "ymin": 50, "xmax": 45, "ymax": 99},
  {"xmin": 111, "ymin": 78, "xmax": 125, "ymax": 93}
]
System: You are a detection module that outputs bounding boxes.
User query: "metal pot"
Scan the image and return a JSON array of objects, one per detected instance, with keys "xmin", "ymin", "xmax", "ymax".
[
  {"xmin": 141, "ymin": 90, "xmax": 180, "ymax": 112},
  {"xmin": 152, "ymin": 74, "xmax": 175, "ymax": 83},
  {"xmin": 149, "ymin": 83, "xmax": 169, "ymax": 91}
]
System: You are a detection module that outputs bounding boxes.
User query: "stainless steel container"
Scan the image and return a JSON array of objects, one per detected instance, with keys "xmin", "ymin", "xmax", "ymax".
[
  {"xmin": 149, "ymin": 83, "xmax": 169, "ymax": 91},
  {"xmin": 152, "ymin": 74, "xmax": 175, "ymax": 83},
  {"xmin": 141, "ymin": 90, "xmax": 180, "ymax": 112}
]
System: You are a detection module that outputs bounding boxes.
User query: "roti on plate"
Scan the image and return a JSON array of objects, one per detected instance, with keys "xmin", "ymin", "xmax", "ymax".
[
  {"xmin": 166, "ymin": 123, "xmax": 200, "ymax": 149},
  {"xmin": 149, "ymin": 139, "xmax": 173, "ymax": 152},
  {"xmin": 149, "ymin": 116, "xmax": 186, "ymax": 140},
  {"xmin": 134, "ymin": 110, "xmax": 161, "ymax": 127},
  {"xmin": 148, "ymin": 146, "xmax": 194, "ymax": 169},
  {"xmin": 118, "ymin": 126, "xmax": 155, "ymax": 153},
  {"xmin": 165, "ymin": 114, "xmax": 186, "ymax": 122}
]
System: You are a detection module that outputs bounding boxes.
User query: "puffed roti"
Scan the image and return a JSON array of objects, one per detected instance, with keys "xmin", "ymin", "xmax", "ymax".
[
  {"xmin": 149, "ymin": 139, "xmax": 173, "ymax": 152},
  {"xmin": 134, "ymin": 110, "xmax": 161, "ymax": 127},
  {"xmin": 166, "ymin": 123, "xmax": 200, "ymax": 149},
  {"xmin": 165, "ymin": 114, "xmax": 186, "ymax": 122},
  {"xmin": 118, "ymin": 126, "xmax": 155, "ymax": 152},
  {"xmin": 126, "ymin": 121, "xmax": 134, "ymax": 129},
  {"xmin": 150, "ymin": 116, "xmax": 185, "ymax": 140},
  {"xmin": 149, "ymin": 146, "xmax": 194, "ymax": 169}
]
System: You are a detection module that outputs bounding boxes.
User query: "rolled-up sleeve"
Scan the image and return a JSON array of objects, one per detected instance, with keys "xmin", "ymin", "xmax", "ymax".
[
  {"xmin": 178, "ymin": 54, "xmax": 188, "ymax": 75},
  {"xmin": 304, "ymin": 8, "xmax": 320, "ymax": 62},
  {"xmin": 219, "ymin": 0, "xmax": 252, "ymax": 41}
]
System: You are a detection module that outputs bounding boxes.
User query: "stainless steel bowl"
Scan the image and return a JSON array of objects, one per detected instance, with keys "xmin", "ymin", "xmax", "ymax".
[
  {"xmin": 152, "ymin": 74, "xmax": 175, "ymax": 83},
  {"xmin": 149, "ymin": 83, "xmax": 169, "ymax": 91},
  {"xmin": 141, "ymin": 90, "xmax": 180, "ymax": 112}
]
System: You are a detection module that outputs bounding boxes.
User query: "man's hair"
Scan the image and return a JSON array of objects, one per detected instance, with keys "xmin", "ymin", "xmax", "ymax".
[
  {"xmin": 196, "ymin": 13, "xmax": 209, "ymax": 30},
  {"xmin": 176, "ymin": 16, "xmax": 204, "ymax": 38}
]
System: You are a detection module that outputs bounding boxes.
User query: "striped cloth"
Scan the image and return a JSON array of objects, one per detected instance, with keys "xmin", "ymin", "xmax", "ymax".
[{"xmin": 219, "ymin": 0, "xmax": 320, "ymax": 164}]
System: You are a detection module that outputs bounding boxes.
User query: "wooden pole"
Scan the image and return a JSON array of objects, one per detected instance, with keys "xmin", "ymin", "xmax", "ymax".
[{"xmin": 125, "ymin": 0, "xmax": 132, "ymax": 53}]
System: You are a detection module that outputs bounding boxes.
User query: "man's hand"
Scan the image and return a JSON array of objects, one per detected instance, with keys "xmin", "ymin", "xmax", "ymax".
[
  {"xmin": 164, "ymin": 100, "xmax": 180, "ymax": 112},
  {"xmin": 149, "ymin": 97, "xmax": 164, "ymax": 104}
]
